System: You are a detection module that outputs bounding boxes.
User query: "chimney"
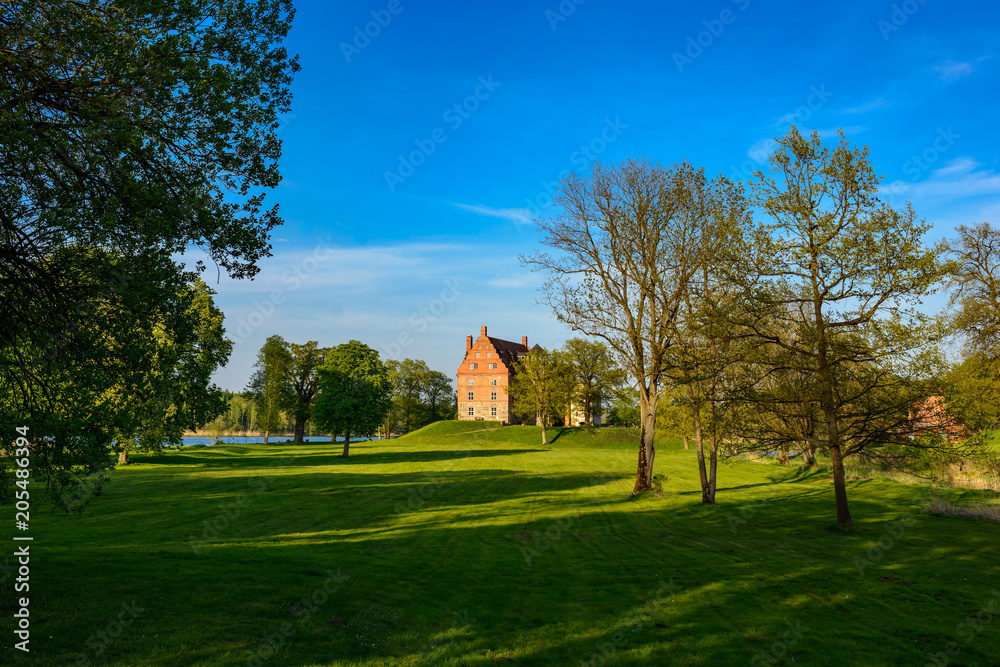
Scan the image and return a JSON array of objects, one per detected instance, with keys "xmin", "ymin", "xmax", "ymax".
[
  {"xmin": 522, "ymin": 336, "xmax": 528, "ymax": 348},
  {"xmin": 481, "ymin": 325, "xmax": 488, "ymax": 338},
  {"xmin": 466, "ymin": 335, "xmax": 473, "ymax": 351}
]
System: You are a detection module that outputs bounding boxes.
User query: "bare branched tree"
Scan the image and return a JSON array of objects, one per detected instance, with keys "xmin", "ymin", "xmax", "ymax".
[{"xmin": 523, "ymin": 159, "xmax": 743, "ymax": 493}]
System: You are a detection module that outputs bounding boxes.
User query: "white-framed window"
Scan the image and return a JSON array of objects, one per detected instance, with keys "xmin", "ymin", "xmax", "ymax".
[
  {"xmin": 487, "ymin": 352, "xmax": 491, "ymax": 358},
  {"xmin": 467, "ymin": 379, "xmax": 474, "ymax": 386},
  {"xmin": 490, "ymin": 392, "xmax": 497, "ymax": 401},
  {"xmin": 491, "ymin": 379, "xmax": 498, "ymax": 386},
  {"xmin": 469, "ymin": 363, "xmax": 477, "ymax": 370},
  {"xmin": 468, "ymin": 407, "xmax": 474, "ymax": 416},
  {"xmin": 467, "ymin": 391, "xmax": 474, "ymax": 401},
  {"xmin": 487, "ymin": 363, "xmax": 497, "ymax": 369},
  {"xmin": 491, "ymin": 407, "xmax": 497, "ymax": 417},
  {"xmin": 475, "ymin": 352, "xmax": 480, "ymax": 358}
]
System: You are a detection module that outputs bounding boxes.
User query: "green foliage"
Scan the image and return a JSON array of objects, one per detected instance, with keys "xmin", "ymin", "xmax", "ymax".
[
  {"xmin": 313, "ymin": 341, "xmax": 391, "ymax": 452},
  {"xmin": 0, "ymin": 252, "xmax": 232, "ymax": 508},
  {"xmin": 288, "ymin": 341, "xmax": 330, "ymax": 441},
  {"xmin": 247, "ymin": 335, "xmax": 294, "ymax": 442},
  {"xmin": 608, "ymin": 387, "xmax": 642, "ymax": 427},
  {"xmin": 0, "ymin": 0, "xmax": 298, "ymax": 506},
  {"xmin": 116, "ymin": 278, "xmax": 233, "ymax": 459},
  {"xmin": 948, "ymin": 222, "xmax": 1000, "ymax": 362},
  {"xmin": 1, "ymin": 0, "xmax": 299, "ymax": 281},
  {"xmin": 740, "ymin": 127, "xmax": 949, "ymax": 523},
  {"xmin": 387, "ymin": 359, "xmax": 432, "ymax": 434},
  {"xmin": 506, "ymin": 347, "xmax": 575, "ymax": 435},
  {"xmin": 424, "ymin": 370, "xmax": 456, "ymax": 423},
  {"xmin": 561, "ymin": 337, "xmax": 624, "ymax": 425},
  {"xmin": 942, "ymin": 356, "xmax": 1000, "ymax": 435},
  {"xmin": 382, "ymin": 360, "xmax": 455, "ymax": 436}
]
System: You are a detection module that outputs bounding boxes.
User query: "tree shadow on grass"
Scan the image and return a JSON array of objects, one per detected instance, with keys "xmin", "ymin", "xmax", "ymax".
[
  {"xmin": 131, "ymin": 447, "xmax": 545, "ymax": 469},
  {"xmin": 33, "ymin": 483, "xmax": 1000, "ymax": 667},
  {"xmin": 676, "ymin": 467, "xmax": 833, "ymax": 495}
]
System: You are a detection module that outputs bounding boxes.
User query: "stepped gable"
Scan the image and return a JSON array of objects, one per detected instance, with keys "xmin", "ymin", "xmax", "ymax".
[{"xmin": 488, "ymin": 336, "xmax": 529, "ymax": 367}]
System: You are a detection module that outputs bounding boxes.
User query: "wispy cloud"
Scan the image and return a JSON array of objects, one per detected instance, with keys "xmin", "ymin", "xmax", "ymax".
[
  {"xmin": 452, "ymin": 203, "xmax": 534, "ymax": 227},
  {"xmin": 747, "ymin": 138, "xmax": 776, "ymax": 163},
  {"xmin": 839, "ymin": 97, "xmax": 889, "ymax": 115},
  {"xmin": 890, "ymin": 157, "xmax": 1000, "ymax": 199},
  {"xmin": 488, "ymin": 273, "xmax": 539, "ymax": 289},
  {"xmin": 934, "ymin": 59, "xmax": 975, "ymax": 83}
]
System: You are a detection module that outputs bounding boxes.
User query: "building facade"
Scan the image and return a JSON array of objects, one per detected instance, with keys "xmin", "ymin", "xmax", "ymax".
[{"xmin": 456, "ymin": 326, "xmax": 530, "ymax": 422}]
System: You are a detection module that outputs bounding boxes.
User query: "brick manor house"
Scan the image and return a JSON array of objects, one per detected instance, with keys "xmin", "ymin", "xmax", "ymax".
[{"xmin": 457, "ymin": 326, "xmax": 538, "ymax": 423}]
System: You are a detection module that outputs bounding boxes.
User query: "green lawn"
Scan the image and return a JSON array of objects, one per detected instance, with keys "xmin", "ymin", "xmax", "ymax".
[{"xmin": 4, "ymin": 422, "xmax": 1000, "ymax": 666}]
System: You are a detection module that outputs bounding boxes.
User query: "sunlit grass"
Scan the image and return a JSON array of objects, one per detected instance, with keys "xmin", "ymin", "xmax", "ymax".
[{"xmin": 3, "ymin": 422, "xmax": 999, "ymax": 665}]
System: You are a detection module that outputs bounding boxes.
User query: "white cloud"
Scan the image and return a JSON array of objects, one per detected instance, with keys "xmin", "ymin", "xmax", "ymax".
[
  {"xmin": 488, "ymin": 273, "xmax": 540, "ymax": 289},
  {"xmin": 451, "ymin": 203, "xmax": 534, "ymax": 228},
  {"xmin": 194, "ymin": 238, "xmax": 575, "ymax": 391},
  {"xmin": 747, "ymin": 138, "xmax": 776, "ymax": 163},
  {"xmin": 934, "ymin": 59, "xmax": 975, "ymax": 83},
  {"xmin": 899, "ymin": 158, "xmax": 1000, "ymax": 199},
  {"xmin": 839, "ymin": 97, "xmax": 889, "ymax": 115}
]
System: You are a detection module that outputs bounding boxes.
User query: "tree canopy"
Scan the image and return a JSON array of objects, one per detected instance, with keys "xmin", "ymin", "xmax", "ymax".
[
  {"xmin": 313, "ymin": 341, "xmax": 391, "ymax": 457},
  {"xmin": 0, "ymin": 0, "xmax": 298, "ymax": 506}
]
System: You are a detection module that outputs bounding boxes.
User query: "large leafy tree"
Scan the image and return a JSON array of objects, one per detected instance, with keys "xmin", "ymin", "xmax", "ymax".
[
  {"xmin": 116, "ymin": 278, "xmax": 233, "ymax": 465},
  {"xmin": 744, "ymin": 127, "xmax": 947, "ymax": 525},
  {"xmin": 247, "ymin": 335, "xmax": 294, "ymax": 445},
  {"xmin": 390, "ymin": 359, "xmax": 431, "ymax": 434},
  {"xmin": 0, "ymin": 0, "xmax": 298, "ymax": 504},
  {"xmin": 288, "ymin": 341, "xmax": 329, "ymax": 443},
  {"xmin": 0, "ymin": 253, "xmax": 230, "ymax": 510},
  {"xmin": 948, "ymin": 222, "xmax": 1000, "ymax": 363},
  {"xmin": 506, "ymin": 347, "xmax": 574, "ymax": 444},
  {"xmin": 562, "ymin": 337, "xmax": 624, "ymax": 425},
  {"xmin": 313, "ymin": 341, "xmax": 391, "ymax": 457},
  {"xmin": 945, "ymin": 222, "xmax": 1000, "ymax": 435},
  {"xmin": 423, "ymin": 370, "xmax": 455, "ymax": 423}
]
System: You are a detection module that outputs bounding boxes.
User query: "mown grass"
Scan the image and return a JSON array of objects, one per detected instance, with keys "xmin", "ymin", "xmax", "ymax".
[{"xmin": 3, "ymin": 422, "xmax": 1000, "ymax": 666}]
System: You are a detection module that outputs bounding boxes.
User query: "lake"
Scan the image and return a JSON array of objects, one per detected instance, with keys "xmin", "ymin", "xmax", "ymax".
[{"xmin": 178, "ymin": 436, "xmax": 378, "ymax": 447}]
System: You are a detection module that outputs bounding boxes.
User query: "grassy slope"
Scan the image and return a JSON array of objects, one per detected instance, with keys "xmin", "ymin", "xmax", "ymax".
[{"xmin": 3, "ymin": 423, "xmax": 1000, "ymax": 666}]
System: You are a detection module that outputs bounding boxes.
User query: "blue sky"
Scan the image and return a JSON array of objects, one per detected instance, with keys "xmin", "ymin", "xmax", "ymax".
[{"xmin": 205, "ymin": 0, "xmax": 1000, "ymax": 391}]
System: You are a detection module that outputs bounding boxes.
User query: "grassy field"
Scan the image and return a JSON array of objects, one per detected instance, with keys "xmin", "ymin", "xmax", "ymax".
[{"xmin": 4, "ymin": 421, "xmax": 1000, "ymax": 666}]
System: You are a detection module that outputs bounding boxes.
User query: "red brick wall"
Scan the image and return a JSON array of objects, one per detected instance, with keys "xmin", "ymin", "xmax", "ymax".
[{"xmin": 456, "ymin": 327, "xmax": 524, "ymax": 423}]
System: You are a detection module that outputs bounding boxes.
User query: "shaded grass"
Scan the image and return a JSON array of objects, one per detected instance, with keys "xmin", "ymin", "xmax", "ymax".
[{"xmin": 2, "ymin": 422, "xmax": 999, "ymax": 665}]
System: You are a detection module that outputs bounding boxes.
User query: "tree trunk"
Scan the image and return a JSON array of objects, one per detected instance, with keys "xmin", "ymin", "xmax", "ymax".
[
  {"xmin": 802, "ymin": 443, "xmax": 817, "ymax": 467},
  {"xmin": 631, "ymin": 390, "xmax": 657, "ymax": 494},
  {"xmin": 706, "ymin": 399, "xmax": 718, "ymax": 505},
  {"xmin": 779, "ymin": 444, "xmax": 789, "ymax": 466},
  {"xmin": 342, "ymin": 432, "xmax": 351, "ymax": 457},
  {"xmin": 708, "ymin": 435, "xmax": 718, "ymax": 505},
  {"xmin": 816, "ymin": 302, "xmax": 853, "ymax": 525},
  {"xmin": 683, "ymin": 435, "xmax": 689, "ymax": 450},
  {"xmin": 539, "ymin": 410, "xmax": 549, "ymax": 445},
  {"xmin": 293, "ymin": 415, "xmax": 306, "ymax": 443},
  {"xmin": 829, "ymin": 444, "xmax": 852, "ymax": 525},
  {"xmin": 693, "ymin": 405, "xmax": 709, "ymax": 504},
  {"xmin": 263, "ymin": 431, "xmax": 269, "ymax": 446},
  {"xmin": 118, "ymin": 449, "xmax": 129, "ymax": 466},
  {"xmin": 820, "ymin": 370, "xmax": 852, "ymax": 525}
]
